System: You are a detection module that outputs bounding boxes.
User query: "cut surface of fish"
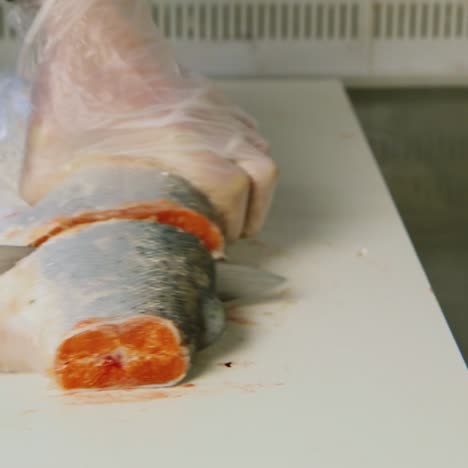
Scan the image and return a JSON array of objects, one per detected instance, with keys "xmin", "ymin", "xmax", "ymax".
[
  {"xmin": 55, "ymin": 315, "xmax": 190, "ymax": 390},
  {"xmin": 0, "ymin": 166, "xmax": 225, "ymax": 255}
]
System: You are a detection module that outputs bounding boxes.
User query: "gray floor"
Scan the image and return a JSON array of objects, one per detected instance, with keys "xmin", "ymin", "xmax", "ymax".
[{"xmin": 349, "ymin": 88, "xmax": 468, "ymax": 365}]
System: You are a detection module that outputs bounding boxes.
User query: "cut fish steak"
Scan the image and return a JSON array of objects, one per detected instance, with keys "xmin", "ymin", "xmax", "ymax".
[
  {"xmin": 0, "ymin": 165, "xmax": 284, "ymax": 390},
  {"xmin": 0, "ymin": 165, "xmax": 224, "ymax": 256},
  {"xmin": 0, "ymin": 165, "xmax": 228, "ymax": 389},
  {"xmin": 0, "ymin": 0, "xmax": 282, "ymax": 390},
  {"xmin": 0, "ymin": 220, "xmax": 224, "ymax": 390}
]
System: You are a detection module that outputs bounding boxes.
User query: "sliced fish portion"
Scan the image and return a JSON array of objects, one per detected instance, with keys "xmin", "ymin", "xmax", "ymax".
[
  {"xmin": 0, "ymin": 220, "xmax": 224, "ymax": 390},
  {"xmin": 0, "ymin": 165, "xmax": 224, "ymax": 255}
]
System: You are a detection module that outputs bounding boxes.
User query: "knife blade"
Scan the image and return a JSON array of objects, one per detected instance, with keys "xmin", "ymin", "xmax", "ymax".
[
  {"xmin": 215, "ymin": 262, "xmax": 285, "ymax": 302},
  {"xmin": 0, "ymin": 245, "xmax": 285, "ymax": 300},
  {"xmin": 0, "ymin": 245, "xmax": 35, "ymax": 274}
]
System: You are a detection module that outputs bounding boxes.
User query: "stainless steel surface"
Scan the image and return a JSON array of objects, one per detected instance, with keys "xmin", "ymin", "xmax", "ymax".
[{"xmin": 349, "ymin": 88, "xmax": 468, "ymax": 364}]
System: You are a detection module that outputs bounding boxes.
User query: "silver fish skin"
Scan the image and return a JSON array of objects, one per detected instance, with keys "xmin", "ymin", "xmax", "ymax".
[
  {"xmin": 0, "ymin": 165, "xmax": 283, "ymax": 390},
  {"xmin": 0, "ymin": 165, "xmax": 224, "ymax": 255},
  {"xmin": 0, "ymin": 219, "xmax": 224, "ymax": 389}
]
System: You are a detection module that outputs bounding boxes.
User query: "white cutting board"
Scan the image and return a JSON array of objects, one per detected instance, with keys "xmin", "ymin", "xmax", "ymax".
[{"xmin": 1, "ymin": 80, "xmax": 467, "ymax": 468}]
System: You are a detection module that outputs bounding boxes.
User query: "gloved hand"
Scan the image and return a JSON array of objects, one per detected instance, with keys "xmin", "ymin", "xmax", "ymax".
[
  {"xmin": 0, "ymin": 73, "xmax": 31, "ymax": 218},
  {"xmin": 12, "ymin": 0, "xmax": 278, "ymax": 241}
]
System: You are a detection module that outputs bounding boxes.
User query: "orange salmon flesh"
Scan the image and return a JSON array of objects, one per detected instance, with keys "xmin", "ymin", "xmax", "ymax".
[
  {"xmin": 54, "ymin": 316, "xmax": 190, "ymax": 390},
  {"xmin": 30, "ymin": 200, "xmax": 223, "ymax": 253},
  {"xmin": 27, "ymin": 201, "xmax": 220, "ymax": 390}
]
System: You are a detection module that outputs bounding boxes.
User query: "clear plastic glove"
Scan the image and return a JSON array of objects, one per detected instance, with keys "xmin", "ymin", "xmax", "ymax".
[
  {"xmin": 0, "ymin": 72, "xmax": 31, "ymax": 218},
  {"xmin": 11, "ymin": 0, "xmax": 278, "ymax": 241}
]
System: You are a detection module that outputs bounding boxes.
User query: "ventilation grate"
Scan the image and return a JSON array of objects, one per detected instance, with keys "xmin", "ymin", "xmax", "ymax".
[
  {"xmin": 153, "ymin": 1, "xmax": 468, "ymax": 41},
  {"xmin": 1, "ymin": 1, "xmax": 467, "ymax": 41},
  {"xmin": 0, "ymin": 1, "xmax": 358, "ymax": 41},
  {"xmin": 373, "ymin": 1, "xmax": 468, "ymax": 39},
  {"xmin": 2, "ymin": 1, "xmax": 468, "ymax": 81},
  {"xmin": 152, "ymin": 2, "xmax": 361, "ymax": 41}
]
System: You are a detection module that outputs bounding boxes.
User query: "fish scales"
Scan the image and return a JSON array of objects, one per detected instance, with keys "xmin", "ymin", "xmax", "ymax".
[
  {"xmin": 0, "ymin": 164, "xmax": 229, "ymax": 390},
  {"xmin": 0, "ymin": 219, "xmax": 225, "ymax": 389},
  {"xmin": 0, "ymin": 166, "xmax": 224, "ymax": 255}
]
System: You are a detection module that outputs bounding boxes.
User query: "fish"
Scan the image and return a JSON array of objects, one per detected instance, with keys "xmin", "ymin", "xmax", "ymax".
[
  {"xmin": 0, "ymin": 167, "xmax": 284, "ymax": 390},
  {"xmin": 0, "ymin": 219, "xmax": 223, "ymax": 389},
  {"xmin": 0, "ymin": 165, "xmax": 225, "ymax": 256},
  {"xmin": 0, "ymin": 0, "xmax": 282, "ymax": 391}
]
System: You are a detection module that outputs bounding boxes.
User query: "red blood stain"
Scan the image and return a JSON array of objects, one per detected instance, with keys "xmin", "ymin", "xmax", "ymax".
[
  {"xmin": 102, "ymin": 354, "xmax": 123, "ymax": 369},
  {"xmin": 63, "ymin": 388, "xmax": 185, "ymax": 405}
]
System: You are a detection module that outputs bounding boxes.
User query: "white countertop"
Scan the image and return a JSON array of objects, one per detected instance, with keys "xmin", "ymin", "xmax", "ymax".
[{"xmin": 1, "ymin": 80, "xmax": 467, "ymax": 468}]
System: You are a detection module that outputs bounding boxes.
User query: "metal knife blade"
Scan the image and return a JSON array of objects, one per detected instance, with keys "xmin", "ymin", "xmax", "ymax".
[
  {"xmin": 0, "ymin": 245, "xmax": 36, "ymax": 274},
  {"xmin": 215, "ymin": 262, "xmax": 285, "ymax": 302},
  {"xmin": 0, "ymin": 245, "xmax": 285, "ymax": 301}
]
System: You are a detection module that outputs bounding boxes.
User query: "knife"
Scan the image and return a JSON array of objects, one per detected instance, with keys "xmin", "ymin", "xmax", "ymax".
[
  {"xmin": 0, "ymin": 245, "xmax": 285, "ymax": 301},
  {"xmin": 0, "ymin": 245, "xmax": 36, "ymax": 274}
]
